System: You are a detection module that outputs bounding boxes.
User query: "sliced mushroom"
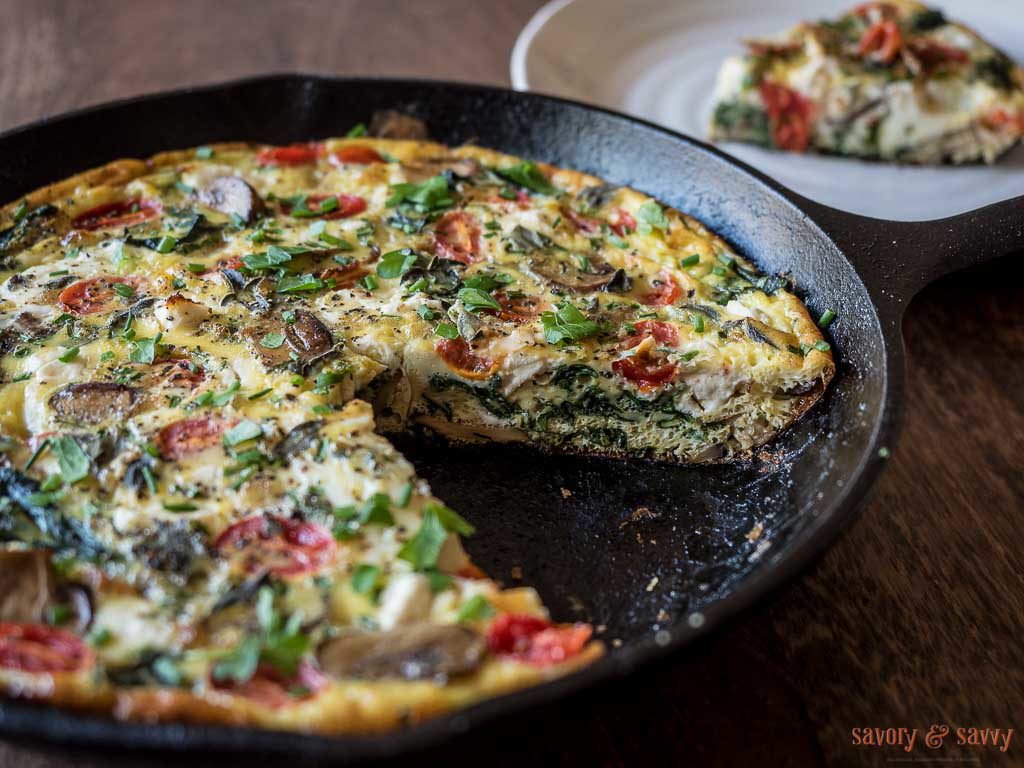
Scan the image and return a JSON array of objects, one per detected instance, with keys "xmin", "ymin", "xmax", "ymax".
[
  {"xmin": 0, "ymin": 549, "xmax": 54, "ymax": 623},
  {"xmin": 244, "ymin": 309, "xmax": 334, "ymax": 369},
  {"xmin": 197, "ymin": 176, "xmax": 265, "ymax": 223},
  {"xmin": 0, "ymin": 312, "xmax": 53, "ymax": 355},
  {"xmin": 285, "ymin": 309, "xmax": 334, "ymax": 362},
  {"xmin": 528, "ymin": 253, "xmax": 620, "ymax": 293},
  {"xmin": 317, "ymin": 623, "xmax": 486, "ymax": 681},
  {"xmin": 405, "ymin": 156, "xmax": 482, "ymax": 182},
  {"xmin": 368, "ymin": 110, "xmax": 429, "ymax": 140},
  {"xmin": 49, "ymin": 382, "xmax": 138, "ymax": 425}
]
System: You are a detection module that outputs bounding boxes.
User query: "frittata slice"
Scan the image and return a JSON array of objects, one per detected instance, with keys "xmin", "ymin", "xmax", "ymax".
[{"xmin": 709, "ymin": 0, "xmax": 1024, "ymax": 163}]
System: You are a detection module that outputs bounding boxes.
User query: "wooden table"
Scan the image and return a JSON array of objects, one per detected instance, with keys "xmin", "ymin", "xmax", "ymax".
[{"xmin": 1, "ymin": 2, "xmax": 1021, "ymax": 765}]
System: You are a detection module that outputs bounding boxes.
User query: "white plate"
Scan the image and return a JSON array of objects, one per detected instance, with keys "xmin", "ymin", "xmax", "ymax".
[{"xmin": 512, "ymin": 0, "xmax": 1024, "ymax": 221}]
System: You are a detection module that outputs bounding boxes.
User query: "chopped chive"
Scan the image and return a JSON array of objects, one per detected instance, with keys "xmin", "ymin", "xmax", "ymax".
[
  {"xmin": 396, "ymin": 482, "xmax": 414, "ymax": 508},
  {"xmin": 58, "ymin": 346, "xmax": 80, "ymax": 363},
  {"xmin": 141, "ymin": 464, "xmax": 157, "ymax": 495},
  {"xmin": 691, "ymin": 314, "xmax": 705, "ymax": 333},
  {"xmin": 290, "ymin": 374, "xmax": 305, "ymax": 386},
  {"xmin": 679, "ymin": 254, "xmax": 700, "ymax": 268},
  {"xmin": 154, "ymin": 236, "xmax": 177, "ymax": 254},
  {"xmin": 196, "ymin": 146, "xmax": 214, "ymax": 159},
  {"xmin": 360, "ymin": 274, "xmax": 378, "ymax": 291},
  {"xmin": 818, "ymin": 309, "xmax": 837, "ymax": 328},
  {"xmin": 813, "ymin": 339, "xmax": 831, "ymax": 353},
  {"xmin": 163, "ymin": 501, "xmax": 198, "ymax": 512},
  {"xmin": 680, "ymin": 350, "xmax": 699, "ymax": 361},
  {"xmin": 186, "ymin": 263, "xmax": 206, "ymax": 273},
  {"xmin": 12, "ymin": 202, "xmax": 28, "ymax": 222},
  {"xmin": 416, "ymin": 304, "xmax": 434, "ymax": 321},
  {"xmin": 24, "ymin": 438, "xmax": 50, "ymax": 470},
  {"xmin": 248, "ymin": 387, "xmax": 272, "ymax": 400},
  {"xmin": 711, "ymin": 265, "xmax": 727, "ymax": 277}
]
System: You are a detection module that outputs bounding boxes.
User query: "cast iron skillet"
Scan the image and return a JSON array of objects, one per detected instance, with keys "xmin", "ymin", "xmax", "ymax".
[{"xmin": 0, "ymin": 76, "xmax": 1020, "ymax": 760}]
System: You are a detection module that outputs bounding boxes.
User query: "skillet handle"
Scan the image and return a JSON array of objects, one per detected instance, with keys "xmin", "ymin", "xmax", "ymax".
[{"xmin": 806, "ymin": 194, "xmax": 1024, "ymax": 313}]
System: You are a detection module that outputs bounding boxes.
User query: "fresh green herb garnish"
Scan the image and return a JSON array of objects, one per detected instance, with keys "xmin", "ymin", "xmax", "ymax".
[
  {"xmin": 51, "ymin": 436, "xmax": 89, "ymax": 485},
  {"xmin": 457, "ymin": 287, "xmax": 500, "ymax": 313},
  {"xmin": 351, "ymin": 564, "xmax": 381, "ymax": 595},
  {"xmin": 636, "ymin": 201, "xmax": 669, "ymax": 235},
  {"xmin": 259, "ymin": 332, "xmax": 285, "ymax": 349},
  {"xmin": 493, "ymin": 161, "xmax": 557, "ymax": 195},
  {"xmin": 58, "ymin": 346, "xmax": 80, "ymax": 363},
  {"xmin": 435, "ymin": 322, "xmax": 459, "ymax": 339},
  {"xmin": 818, "ymin": 309, "xmax": 836, "ymax": 328},
  {"xmin": 456, "ymin": 594, "xmax": 495, "ymax": 623},
  {"xmin": 376, "ymin": 248, "xmax": 418, "ymax": 279},
  {"xmin": 540, "ymin": 303, "xmax": 601, "ymax": 344},
  {"xmin": 222, "ymin": 420, "xmax": 263, "ymax": 446},
  {"xmin": 679, "ymin": 254, "xmax": 700, "ymax": 268}
]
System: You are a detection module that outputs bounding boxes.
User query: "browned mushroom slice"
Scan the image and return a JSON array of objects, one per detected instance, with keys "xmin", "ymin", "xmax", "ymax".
[
  {"xmin": 244, "ymin": 309, "xmax": 334, "ymax": 368},
  {"xmin": 49, "ymin": 382, "xmax": 138, "ymax": 425},
  {"xmin": 368, "ymin": 110, "xmax": 429, "ymax": 140},
  {"xmin": 0, "ymin": 549, "xmax": 54, "ymax": 623},
  {"xmin": 528, "ymin": 253, "xmax": 623, "ymax": 293},
  {"xmin": 317, "ymin": 624, "xmax": 486, "ymax": 681},
  {"xmin": 197, "ymin": 176, "xmax": 266, "ymax": 223},
  {"xmin": 404, "ymin": 156, "xmax": 482, "ymax": 182}
]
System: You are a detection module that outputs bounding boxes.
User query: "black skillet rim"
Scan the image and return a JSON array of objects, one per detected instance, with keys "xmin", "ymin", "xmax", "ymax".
[{"xmin": 0, "ymin": 74, "xmax": 903, "ymax": 759}]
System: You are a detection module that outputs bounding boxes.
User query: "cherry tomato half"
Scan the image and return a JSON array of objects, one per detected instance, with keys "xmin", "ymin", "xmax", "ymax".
[
  {"xmin": 214, "ymin": 515, "xmax": 337, "ymax": 577},
  {"xmin": 486, "ymin": 614, "xmax": 592, "ymax": 666},
  {"xmin": 0, "ymin": 622, "xmax": 92, "ymax": 674}
]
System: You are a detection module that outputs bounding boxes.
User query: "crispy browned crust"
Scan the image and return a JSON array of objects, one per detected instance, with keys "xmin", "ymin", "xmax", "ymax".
[{"xmin": 0, "ymin": 644, "xmax": 602, "ymax": 734}]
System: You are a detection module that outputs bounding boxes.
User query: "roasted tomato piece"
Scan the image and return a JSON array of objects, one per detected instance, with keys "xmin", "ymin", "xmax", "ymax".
[
  {"xmin": 494, "ymin": 291, "xmax": 545, "ymax": 323},
  {"xmin": 858, "ymin": 20, "xmax": 903, "ymax": 64},
  {"xmin": 435, "ymin": 337, "xmax": 499, "ymax": 380},
  {"xmin": 640, "ymin": 271, "xmax": 681, "ymax": 307},
  {"xmin": 329, "ymin": 145, "xmax": 384, "ymax": 165},
  {"xmin": 486, "ymin": 614, "xmax": 592, "ymax": 666},
  {"xmin": 320, "ymin": 262, "xmax": 368, "ymax": 289},
  {"xmin": 155, "ymin": 415, "xmax": 230, "ymax": 460},
  {"xmin": 433, "ymin": 211, "xmax": 481, "ymax": 264},
  {"xmin": 609, "ymin": 208, "xmax": 637, "ymax": 237},
  {"xmin": 0, "ymin": 622, "xmax": 92, "ymax": 673},
  {"xmin": 489, "ymin": 189, "xmax": 531, "ymax": 209},
  {"xmin": 214, "ymin": 515, "xmax": 337, "ymax": 577},
  {"xmin": 907, "ymin": 38, "xmax": 968, "ymax": 70},
  {"xmin": 151, "ymin": 356, "xmax": 206, "ymax": 387},
  {"xmin": 58, "ymin": 276, "xmax": 139, "ymax": 316},
  {"xmin": 985, "ymin": 108, "xmax": 1024, "ymax": 133},
  {"xmin": 71, "ymin": 198, "xmax": 161, "ymax": 231},
  {"xmin": 562, "ymin": 207, "xmax": 601, "ymax": 234},
  {"xmin": 612, "ymin": 354, "xmax": 678, "ymax": 391},
  {"xmin": 213, "ymin": 660, "xmax": 327, "ymax": 708},
  {"xmin": 621, "ymin": 320, "xmax": 680, "ymax": 350},
  {"xmin": 256, "ymin": 143, "xmax": 322, "ymax": 167},
  {"xmin": 759, "ymin": 82, "xmax": 815, "ymax": 152},
  {"xmin": 280, "ymin": 194, "xmax": 367, "ymax": 220}
]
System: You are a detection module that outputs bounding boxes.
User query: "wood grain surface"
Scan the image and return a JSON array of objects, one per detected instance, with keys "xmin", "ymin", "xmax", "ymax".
[{"xmin": 1, "ymin": 1, "xmax": 1021, "ymax": 766}]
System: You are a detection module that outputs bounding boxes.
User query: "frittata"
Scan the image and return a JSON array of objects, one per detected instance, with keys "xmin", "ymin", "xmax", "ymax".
[{"xmin": 0, "ymin": 132, "xmax": 832, "ymax": 733}]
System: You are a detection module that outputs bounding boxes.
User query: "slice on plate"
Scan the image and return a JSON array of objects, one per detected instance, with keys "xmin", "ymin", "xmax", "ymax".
[{"xmin": 709, "ymin": 0, "xmax": 1024, "ymax": 163}]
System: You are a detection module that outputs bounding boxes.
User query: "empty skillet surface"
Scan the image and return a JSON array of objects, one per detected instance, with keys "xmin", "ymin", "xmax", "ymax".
[{"xmin": 0, "ymin": 76, "xmax": 1020, "ymax": 760}]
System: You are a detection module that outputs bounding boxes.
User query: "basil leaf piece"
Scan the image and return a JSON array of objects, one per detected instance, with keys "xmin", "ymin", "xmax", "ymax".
[
  {"xmin": 211, "ymin": 635, "xmax": 261, "ymax": 684},
  {"xmin": 376, "ymin": 248, "xmax": 419, "ymax": 279},
  {"xmin": 457, "ymin": 287, "xmax": 500, "ymax": 313},
  {"xmin": 386, "ymin": 174, "xmax": 453, "ymax": 212},
  {"xmin": 351, "ymin": 564, "xmax": 381, "ymax": 595},
  {"xmin": 540, "ymin": 303, "xmax": 601, "ymax": 345},
  {"xmin": 129, "ymin": 333, "xmax": 162, "ymax": 364},
  {"xmin": 397, "ymin": 507, "xmax": 449, "ymax": 571},
  {"xmin": 259, "ymin": 332, "xmax": 285, "ymax": 349},
  {"xmin": 462, "ymin": 272, "xmax": 512, "ymax": 291},
  {"xmin": 243, "ymin": 245, "xmax": 293, "ymax": 271},
  {"xmin": 51, "ymin": 436, "xmax": 89, "ymax": 485},
  {"xmin": 494, "ymin": 161, "xmax": 557, "ymax": 195},
  {"xmin": 277, "ymin": 273, "xmax": 328, "ymax": 293},
  {"xmin": 636, "ymin": 201, "xmax": 669, "ymax": 235}
]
